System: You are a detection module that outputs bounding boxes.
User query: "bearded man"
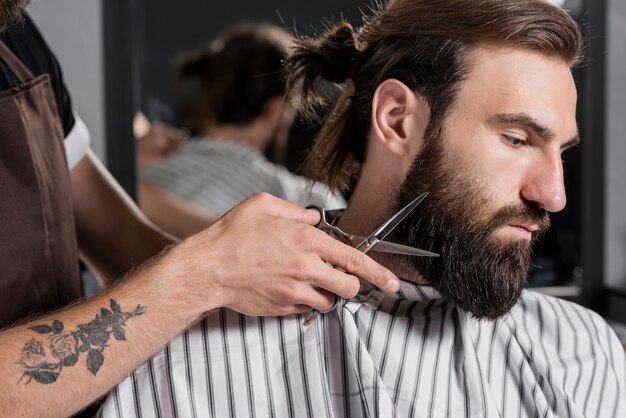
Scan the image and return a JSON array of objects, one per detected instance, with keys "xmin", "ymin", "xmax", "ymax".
[{"xmin": 99, "ymin": 0, "xmax": 625, "ymax": 417}]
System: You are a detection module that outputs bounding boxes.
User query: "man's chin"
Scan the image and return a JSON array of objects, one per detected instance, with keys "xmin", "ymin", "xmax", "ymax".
[
  {"xmin": 450, "ymin": 283, "xmax": 526, "ymax": 320},
  {"xmin": 414, "ymin": 239, "xmax": 531, "ymax": 320},
  {"xmin": 424, "ymin": 273, "xmax": 525, "ymax": 320}
]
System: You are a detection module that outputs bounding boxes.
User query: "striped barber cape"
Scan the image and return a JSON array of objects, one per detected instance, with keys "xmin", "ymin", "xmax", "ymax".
[{"xmin": 98, "ymin": 283, "xmax": 626, "ymax": 418}]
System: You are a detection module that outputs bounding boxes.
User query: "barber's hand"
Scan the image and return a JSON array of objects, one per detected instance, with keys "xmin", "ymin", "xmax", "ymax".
[
  {"xmin": 162, "ymin": 193, "xmax": 400, "ymax": 317},
  {"xmin": 135, "ymin": 112, "xmax": 187, "ymax": 170}
]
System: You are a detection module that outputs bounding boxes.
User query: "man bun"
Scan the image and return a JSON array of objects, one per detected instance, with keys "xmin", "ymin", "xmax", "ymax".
[{"xmin": 285, "ymin": 21, "xmax": 361, "ymax": 118}]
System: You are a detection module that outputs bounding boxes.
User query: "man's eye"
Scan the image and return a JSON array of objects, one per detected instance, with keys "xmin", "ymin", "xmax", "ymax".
[{"xmin": 503, "ymin": 135, "xmax": 526, "ymax": 147}]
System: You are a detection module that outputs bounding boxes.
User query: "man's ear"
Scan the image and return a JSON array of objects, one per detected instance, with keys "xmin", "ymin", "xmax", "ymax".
[{"xmin": 371, "ymin": 79, "xmax": 429, "ymax": 156}]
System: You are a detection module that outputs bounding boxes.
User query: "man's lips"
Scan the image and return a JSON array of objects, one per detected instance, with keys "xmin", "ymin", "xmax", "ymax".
[
  {"xmin": 500, "ymin": 222, "xmax": 540, "ymax": 241},
  {"xmin": 508, "ymin": 222, "xmax": 539, "ymax": 233}
]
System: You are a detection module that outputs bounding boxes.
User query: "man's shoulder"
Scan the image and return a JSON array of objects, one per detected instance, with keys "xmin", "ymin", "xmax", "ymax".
[
  {"xmin": 518, "ymin": 289, "xmax": 602, "ymax": 322},
  {"xmin": 513, "ymin": 289, "xmax": 617, "ymax": 343}
]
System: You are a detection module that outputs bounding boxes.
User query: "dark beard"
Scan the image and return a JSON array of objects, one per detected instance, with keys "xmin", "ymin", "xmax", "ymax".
[
  {"xmin": 0, "ymin": 0, "xmax": 27, "ymax": 34},
  {"xmin": 393, "ymin": 129, "xmax": 550, "ymax": 320}
]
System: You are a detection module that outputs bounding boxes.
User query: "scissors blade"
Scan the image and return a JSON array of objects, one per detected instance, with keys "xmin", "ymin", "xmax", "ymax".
[
  {"xmin": 347, "ymin": 236, "xmax": 439, "ymax": 257},
  {"xmin": 374, "ymin": 192, "xmax": 428, "ymax": 241},
  {"xmin": 355, "ymin": 192, "xmax": 428, "ymax": 253}
]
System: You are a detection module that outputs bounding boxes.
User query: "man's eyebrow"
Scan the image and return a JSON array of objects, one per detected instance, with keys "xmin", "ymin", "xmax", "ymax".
[
  {"xmin": 490, "ymin": 113, "xmax": 555, "ymax": 139},
  {"xmin": 489, "ymin": 112, "xmax": 580, "ymax": 149}
]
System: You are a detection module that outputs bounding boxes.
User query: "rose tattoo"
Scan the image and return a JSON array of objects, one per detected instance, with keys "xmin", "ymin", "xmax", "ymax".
[{"xmin": 16, "ymin": 300, "xmax": 144, "ymax": 385}]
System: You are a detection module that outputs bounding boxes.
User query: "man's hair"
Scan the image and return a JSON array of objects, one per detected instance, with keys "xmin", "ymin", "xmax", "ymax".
[
  {"xmin": 177, "ymin": 23, "xmax": 291, "ymax": 135},
  {"xmin": 285, "ymin": 0, "xmax": 583, "ymax": 192}
]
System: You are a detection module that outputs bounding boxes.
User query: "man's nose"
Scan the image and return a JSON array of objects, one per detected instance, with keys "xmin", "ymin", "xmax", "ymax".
[{"xmin": 520, "ymin": 150, "xmax": 567, "ymax": 213}]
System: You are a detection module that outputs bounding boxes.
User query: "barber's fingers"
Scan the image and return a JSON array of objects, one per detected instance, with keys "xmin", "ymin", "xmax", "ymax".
[
  {"xmin": 236, "ymin": 193, "xmax": 320, "ymax": 225},
  {"xmin": 294, "ymin": 287, "xmax": 336, "ymax": 313},
  {"xmin": 314, "ymin": 235, "xmax": 400, "ymax": 293},
  {"xmin": 307, "ymin": 262, "xmax": 362, "ymax": 300}
]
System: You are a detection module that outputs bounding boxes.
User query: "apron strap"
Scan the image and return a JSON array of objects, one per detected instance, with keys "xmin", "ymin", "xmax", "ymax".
[{"xmin": 0, "ymin": 41, "xmax": 36, "ymax": 83}]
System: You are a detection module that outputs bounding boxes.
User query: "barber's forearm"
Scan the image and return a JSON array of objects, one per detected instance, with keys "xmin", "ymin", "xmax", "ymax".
[
  {"xmin": 0, "ymin": 251, "xmax": 206, "ymax": 418},
  {"xmin": 71, "ymin": 150, "xmax": 176, "ymax": 283},
  {"xmin": 77, "ymin": 214, "xmax": 175, "ymax": 284}
]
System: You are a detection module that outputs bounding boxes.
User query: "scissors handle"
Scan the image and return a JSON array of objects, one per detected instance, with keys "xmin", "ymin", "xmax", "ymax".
[{"xmin": 354, "ymin": 236, "xmax": 379, "ymax": 254}]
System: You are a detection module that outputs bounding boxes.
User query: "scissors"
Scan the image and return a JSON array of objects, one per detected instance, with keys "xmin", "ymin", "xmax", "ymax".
[{"xmin": 303, "ymin": 191, "xmax": 438, "ymax": 325}]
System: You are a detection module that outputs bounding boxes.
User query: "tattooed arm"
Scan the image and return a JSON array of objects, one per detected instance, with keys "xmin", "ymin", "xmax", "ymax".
[
  {"xmin": 17, "ymin": 301, "xmax": 145, "ymax": 385},
  {"xmin": 0, "ymin": 193, "xmax": 399, "ymax": 417},
  {"xmin": 0, "ymin": 260, "xmax": 200, "ymax": 417}
]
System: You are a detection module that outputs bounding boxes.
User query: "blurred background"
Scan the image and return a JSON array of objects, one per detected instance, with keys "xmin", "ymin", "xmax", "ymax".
[{"xmin": 25, "ymin": 0, "xmax": 626, "ymax": 327}]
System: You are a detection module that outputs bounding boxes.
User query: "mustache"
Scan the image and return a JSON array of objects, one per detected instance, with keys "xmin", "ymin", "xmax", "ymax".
[{"xmin": 487, "ymin": 202, "xmax": 550, "ymax": 238}]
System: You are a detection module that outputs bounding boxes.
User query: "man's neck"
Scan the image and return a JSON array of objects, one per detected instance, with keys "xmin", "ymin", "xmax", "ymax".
[
  {"xmin": 337, "ymin": 181, "xmax": 429, "ymax": 286},
  {"xmin": 374, "ymin": 253, "xmax": 429, "ymax": 285}
]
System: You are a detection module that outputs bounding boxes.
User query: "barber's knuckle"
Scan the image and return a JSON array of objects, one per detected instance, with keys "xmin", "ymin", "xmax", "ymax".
[
  {"xmin": 278, "ymin": 282, "xmax": 301, "ymax": 304},
  {"xmin": 344, "ymin": 252, "xmax": 365, "ymax": 273},
  {"xmin": 290, "ymin": 287, "xmax": 309, "ymax": 305},
  {"xmin": 292, "ymin": 257, "xmax": 313, "ymax": 277},
  {"xmin": 253, "ymin": 191, "xmax": 271, "ymax": 201},
  {"xmin": 300, "ymin": 228, "xmax": 323, "ymax": 251},
  {"xmin": 247, "ymin": 192, "xmax": 272, "ymax": 208},
  {"xmin": 261, "ymin": 192, "xmax": 279, "ymax": 205}
]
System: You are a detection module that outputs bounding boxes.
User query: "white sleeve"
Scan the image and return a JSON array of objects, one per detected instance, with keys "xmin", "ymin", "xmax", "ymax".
[{"xmin": 64, "ymin": 112, "xmax": 91, "ymax": 170}]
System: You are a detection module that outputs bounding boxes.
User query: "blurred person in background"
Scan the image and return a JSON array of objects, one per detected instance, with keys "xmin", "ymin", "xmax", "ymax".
[{"xmin": 139, "ymin": 23, "xmax": 345, "ymax": 238}]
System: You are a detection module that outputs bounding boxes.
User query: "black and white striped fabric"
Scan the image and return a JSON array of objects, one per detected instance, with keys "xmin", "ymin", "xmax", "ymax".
[
  {"xmin": 140, "ymin": 139, "xmax": 345, "ymax": 215},
  {"xmin": 98, "ymin": 283, "xmax": 626, "ymax": 418}
]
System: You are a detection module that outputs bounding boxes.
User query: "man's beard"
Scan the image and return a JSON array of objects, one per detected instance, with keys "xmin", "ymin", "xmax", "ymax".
[
  {"xmin": 0, "ymin": 0, "xmax": 27, "ymax": 34},
  {"xmin": 392, "ymin": 126, "xmax": 550, "ymax": 320}
]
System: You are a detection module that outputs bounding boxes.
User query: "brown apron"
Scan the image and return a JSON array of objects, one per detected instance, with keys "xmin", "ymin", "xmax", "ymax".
[{"xmin": 0, "ymin": 41, "xmax": 81, "ymax": 328}]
